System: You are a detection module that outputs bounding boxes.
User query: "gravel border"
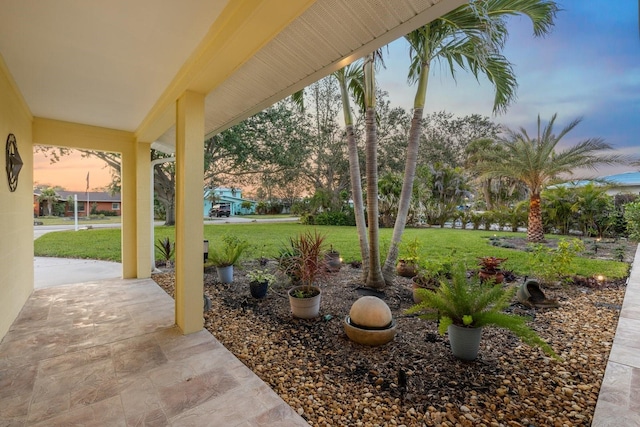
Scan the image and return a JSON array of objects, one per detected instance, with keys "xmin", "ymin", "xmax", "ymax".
[{"xmin": 153, "ymin": 261, "xmax": 626, "ymax": 427}]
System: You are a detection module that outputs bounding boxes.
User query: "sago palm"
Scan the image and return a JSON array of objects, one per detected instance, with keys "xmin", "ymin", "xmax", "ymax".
[
  {"xmin": 478, "ymin": 113, "xmax": 622, "ymax": 242},
  {"xmin": 381, "ymin": 0, "xmax": 559, "ymax": 284}
]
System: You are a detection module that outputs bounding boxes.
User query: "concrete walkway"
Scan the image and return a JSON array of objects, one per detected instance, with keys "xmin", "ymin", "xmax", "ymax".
[
  {"xmin": 34, "ymin": 257, "xmax": 122, "ymax": 289},
  {"xmin": 592, "ymin": 244, "xmax": 640, "ymax": 426}
]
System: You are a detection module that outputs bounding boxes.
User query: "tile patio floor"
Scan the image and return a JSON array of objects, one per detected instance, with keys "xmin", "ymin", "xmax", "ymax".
[{"xmin": 0, "ymin": 278, "xmax": 308, "ymax": 426}]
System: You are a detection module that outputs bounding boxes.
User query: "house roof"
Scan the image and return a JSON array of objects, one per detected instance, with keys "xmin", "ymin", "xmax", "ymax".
[
  {"xmin": 559, "ymin": 171, "xmax": 640, "ymax": 189},
  {"xmin": 0, "ymin": 0, "xmax": 464, "ymax": 153},
  {"xmin": 601, "ymin": 172, "xmax": 640, "ymax": 186},
  {"xmin": 34, "ymin": 189, "xmax": 121, "ymax": 202},
  {"xmin": 57, "ymin": 191, "xmax": 121, "ymax": 202}
]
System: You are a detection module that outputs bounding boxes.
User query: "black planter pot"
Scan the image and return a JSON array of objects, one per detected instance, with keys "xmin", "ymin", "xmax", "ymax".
[{"xmin": 249, "ymin": 281, "xmax": 269, "ymax": 298}]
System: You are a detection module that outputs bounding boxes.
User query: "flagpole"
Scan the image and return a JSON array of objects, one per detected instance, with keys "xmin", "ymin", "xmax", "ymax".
[{"xmin": 86, "ymin": 172, "xmax": 90, "ymax": 217}]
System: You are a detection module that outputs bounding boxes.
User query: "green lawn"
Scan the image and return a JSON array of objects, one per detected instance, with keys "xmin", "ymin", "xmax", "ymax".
[{"xmin": 34, "ymin": 223, "xmax": 630, "ymax": 279}]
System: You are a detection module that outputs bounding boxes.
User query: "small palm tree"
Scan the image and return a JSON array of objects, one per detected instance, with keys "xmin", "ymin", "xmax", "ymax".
[{"xmin": 478, "ymin": 114, "xmax": 623, "ymax": 242}]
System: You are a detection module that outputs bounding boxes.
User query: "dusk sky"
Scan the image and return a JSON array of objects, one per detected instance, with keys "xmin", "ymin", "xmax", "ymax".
[
  {"xmin": 34, "ymin": 0, "xmax": 639, "ymax": 191},
  {"xmin": 377, "ymin": 0, "xmax": 640, "ymax": 176}
]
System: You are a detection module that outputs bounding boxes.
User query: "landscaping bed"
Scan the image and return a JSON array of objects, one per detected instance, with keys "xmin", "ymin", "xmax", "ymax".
[{"xmin": 153, "ymin": 252, "xmax": 627, "ymax": 427}]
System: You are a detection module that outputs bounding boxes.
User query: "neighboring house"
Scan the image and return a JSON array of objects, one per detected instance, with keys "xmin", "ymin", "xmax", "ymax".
[
  {"xmin": 33, "ymin": 189, "xmax": 121, "ymax": 217},
  {"xmin": 556, "ymin": 171, "xmax": 640, "ymax": 196},
  {"xmin": 204, "ymin": 187, "xmax": 256, "ymax": 217}
]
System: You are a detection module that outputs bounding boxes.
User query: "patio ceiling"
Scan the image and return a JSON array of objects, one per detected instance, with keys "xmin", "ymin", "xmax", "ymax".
[{"xmin": 0, "ymin": 0, "xmax": 465, "ymax": 153}]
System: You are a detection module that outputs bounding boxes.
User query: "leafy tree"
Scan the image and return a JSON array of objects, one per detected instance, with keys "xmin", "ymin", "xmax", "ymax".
[
  {"xmin": 205, "ymin": 100, "xmax": 310, "ymax": 190},
  {"xmin": 541, "ymin": 186, "xmax": 577, "ymax": 235},
  {"xmin": 382, "ymin": 0, "xmax": 559, "ymax": 283},
  {"xmin": 624, "ymin": 201, "xmax": 640, "ymax": 241},
  {"xmin": 478, "ymin": 114, "xmax": 622, "ymax": 242},
  {"xmin": 574, "ymin": 183, "xmax": 615, "ymax": 237},
  {"xmin": 38, "ymin": 187, "xmax": 59, "ymax": 216},
  {"xmin": 378, "ymin": 172, "xmax": 403, "ymax": 228},
  {"xmin": 420, "ymin": 112, "xmax": 501, "ymax": 169},
  {"xmin": 423, "ymin": 163, "xmax": 471, "ymax": 227}
]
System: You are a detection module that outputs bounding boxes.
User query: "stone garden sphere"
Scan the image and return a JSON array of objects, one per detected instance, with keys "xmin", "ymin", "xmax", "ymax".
[
  {"xmin": 344, "ymin": 296, "xmax": 396, "ymax": 346},
  {"xmin": 349, "ymin": 296, "xmax": 392, "ymax": 328}
]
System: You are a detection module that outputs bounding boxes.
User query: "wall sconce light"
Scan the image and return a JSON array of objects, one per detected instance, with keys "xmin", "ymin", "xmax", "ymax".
[{"xmin": 5, "ymin": 134, "xmax": 22, "ymax": 192}]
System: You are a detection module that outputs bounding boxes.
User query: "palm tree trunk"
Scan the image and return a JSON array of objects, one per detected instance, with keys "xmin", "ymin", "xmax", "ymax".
[
  {"xmin": 365, "ymin": 106, "xmax": 385, "ymax": 289},
  {"xmin": 345, "ymin": 123, "xmax": 369, "ymax": 277},
  {"xmin": 527, "ymin": 192, "xmax": 545, "ymax": 242},
  {"xmin": 483, "ymin": 179, "xmax": 493, "ymax": 210},
  {"xmin": 382, "ymin": 59, "xmax": 430, "ymax": 285},
  {"xmin": 363, "ymin": 54, "xmax": 385, "ymax": 289},
  {"xmin": 336, "ymin": 71, "xmax": 369, "ymax": 278}
]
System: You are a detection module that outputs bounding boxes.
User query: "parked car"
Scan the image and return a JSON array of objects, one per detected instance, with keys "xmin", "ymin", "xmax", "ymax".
[{"xmin": 209, "ymin": 203, "xmax": 231, "ymax": 218}]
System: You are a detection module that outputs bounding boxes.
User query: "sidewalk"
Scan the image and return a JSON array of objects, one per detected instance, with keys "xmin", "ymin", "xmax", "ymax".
[
  {"xmin": 592, "ymin": 244, "xmax": 640, "ymax": 426},
  {"xmin": 34, "ymin": 257, "xmax": 122, "ymax": 289}
]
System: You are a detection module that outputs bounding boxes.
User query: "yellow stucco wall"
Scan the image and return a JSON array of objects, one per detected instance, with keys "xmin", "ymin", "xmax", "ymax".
[{"xmin": 0, "ymin": 56, "xmax": 34, "ymax": 340}]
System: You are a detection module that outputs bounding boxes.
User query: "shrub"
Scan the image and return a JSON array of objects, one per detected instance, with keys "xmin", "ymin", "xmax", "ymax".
[
  {"xmin": 94, "ymin": 210, "xmax": 118, "ymax": 216},
  {"xmin": 624, "ymin": 201, "xmax": 640, "ymax": 241},
  {"xmin": 527, "ymin": 238, "xmax": 585, "ymax": 285},
  {"xmin": 313, "ymin": 210, "xmax": 356, "ymax": 226}
]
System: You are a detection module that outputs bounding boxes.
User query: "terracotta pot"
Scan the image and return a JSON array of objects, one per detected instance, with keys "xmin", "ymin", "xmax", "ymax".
[
  {"xmin": 478, "ymin": 269, "xmax": 504, "ymax": 284},
  {"xmin": 411, "ymin": 277, "xmax": 438, "ymax": 304},
  {"xmin": 396, "ymin": 260, "xmax": 418, "ymax": 278}
]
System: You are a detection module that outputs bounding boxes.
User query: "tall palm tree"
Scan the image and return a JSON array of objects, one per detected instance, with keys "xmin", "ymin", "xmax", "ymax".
[
  {"xmin": 293, "ymin": 64, "xmax": 371, "ymax": 277},
  {"xmin": 478, "ymin": 113, "xmax": 623, "ymax": 242},
  {"xmin": 363, "ymin": 52, "xmax": 386, "ymax": 289},
  {"xmin": 334, "ymin": 63, "xmax": 370, "ymax": 277},
  {"xmin": 381, "ymin": 0, "xmax": 559, "ymax": 284}
]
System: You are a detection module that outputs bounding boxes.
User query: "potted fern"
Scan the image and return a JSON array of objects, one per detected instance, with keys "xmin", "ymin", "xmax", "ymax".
[
  {"xmin": 278, "ymin": 230, "xmax": 329, "ymax": 318},
  {"xmin": 407, "ymin": 263, "xmax": 556, "ymax": 361},
  {"xmin": 209, "ymin": 235, "xmax": 249, "ymax": 283}
]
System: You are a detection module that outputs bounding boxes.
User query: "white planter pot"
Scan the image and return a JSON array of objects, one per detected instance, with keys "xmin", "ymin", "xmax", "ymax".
[
  {"xmin": 447, "ymin": 324, "xmax": 482, "ymax": 361},
  {"xmin": 216, "ymin": 265, "xmax": 234, "ymax": 284},
  {"xmin": 288, "ymin": 286, "xmax": 321, "ymax": 318}
]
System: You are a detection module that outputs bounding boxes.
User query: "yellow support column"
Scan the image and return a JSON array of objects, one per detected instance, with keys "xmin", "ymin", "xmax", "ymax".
[
  {"xmin": 121, "ymin": 144, "xmax": 137, "ymax": 279},
  {"xmin": 136, "ymin": 141, "xmax": 152, "ymax": 278},
  {"xmin": 175, "ymin": 90, "xmax": 205, "ymax": 334}
]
